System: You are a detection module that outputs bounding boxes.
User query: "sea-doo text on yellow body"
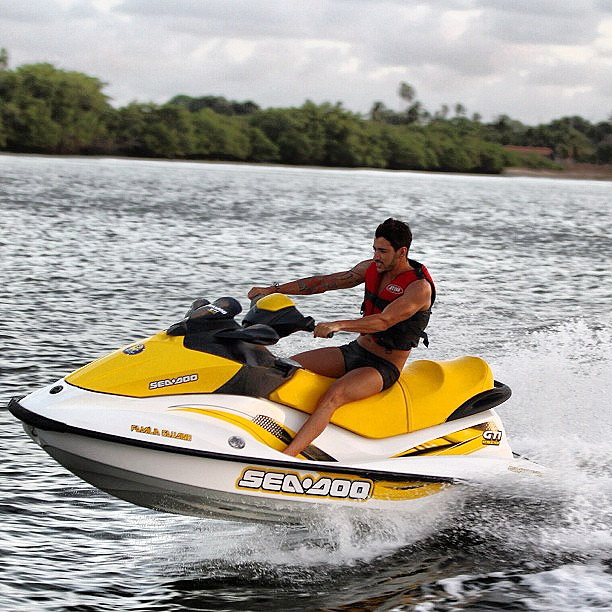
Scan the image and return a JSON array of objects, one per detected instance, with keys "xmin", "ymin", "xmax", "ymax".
[{"xmin": 8, "ymin": 295, "xmax": 541, "ymax": 522}]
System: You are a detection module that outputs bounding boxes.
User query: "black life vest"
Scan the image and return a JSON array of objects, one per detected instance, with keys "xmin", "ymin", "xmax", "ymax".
[{"xmin": 361, "ymin": 259, "xmax": 436, "ymax": 350}]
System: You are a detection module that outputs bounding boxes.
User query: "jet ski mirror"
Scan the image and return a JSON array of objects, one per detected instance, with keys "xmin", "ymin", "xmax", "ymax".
[
  {"xmin": 242, "ymin": 293, "xmax": 315, "ymax": 338},
  {"xmin": 184, "ymin": 297, "xmax": 210, "ymax": 318},
  {"xmin": 189, "ymin": 297, "xmax": 242, "ymax": 321},
  {"xmin": 167, "ymin": 297, "xmax": 242, "ymax": 336}
]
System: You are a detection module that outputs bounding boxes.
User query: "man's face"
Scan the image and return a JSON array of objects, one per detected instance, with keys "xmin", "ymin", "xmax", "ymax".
[{"xmin": 372, "ymin": 237, "xmax": 405, "ymax": 272}]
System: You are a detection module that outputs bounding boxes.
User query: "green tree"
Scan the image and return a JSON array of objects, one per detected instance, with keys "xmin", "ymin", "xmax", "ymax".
[
  {"xmin": 385, "ymin": 127, "xmax": 432, "ymax": 170},
  {"xmin": 595, "ymin": 134, "xmax": 612, "ymax": 163},
  {"xmin": 250, "ymin": 104, "xmax": 327, "ymax": 165},
  {"xmin": 454, "ymin": 103, "xmax": 466, "ymax": 118},
  {"xmin": 0, "ymin": 104, "xmax": 6, "ymax": 147},
  {"xmin": 111, "ymin": 102, "xmax": 195, "ymax": 158},
  {"xmin": 475, "ymin": 141, "xmax": 507, "ymax": 173},
  {"xmin": 322, "ymin": 103, "xmax": 387, "ymax": 167},
  {"xmin": 0, "ymin": 63, "xmax": 112, "ymax": 153},
  {"xmin": 247, "ymin": 125, "xmax": 279, "ymax": 162},
  {"xmin": 398, "ymin": 82, "xmax": 416, "ymax": 105},
  {"xmin": 369, "ymin": 100, "xmax": 394, "ymax": 122},
  {"xmin": 485, "ymin": 114, "xmax": 527, "ymax": 145},
  {"xmin": 192, "ymin": 108, "xmax": 252, "ymax": 160},
  {"xmin": 111, "ymin": 102, "xmax": 151, "ymax": 155},
  {"xmin": 169, "ymin": 94, "xmax": 259, "ymax": 116},
  {"xmin": 144, "ymin": 104, "xmax": 195, "ymax": 158}
]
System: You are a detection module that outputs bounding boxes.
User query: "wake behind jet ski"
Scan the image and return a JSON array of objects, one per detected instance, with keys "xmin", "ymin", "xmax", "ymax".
[{"xmin": 8, "ymin": 294, "xmax": 542, "ymax": 523}]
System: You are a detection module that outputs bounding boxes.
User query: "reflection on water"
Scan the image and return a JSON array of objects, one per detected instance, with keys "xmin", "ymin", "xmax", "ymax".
[{"xmin": 1, "ymin": 155, "xmax": 611, "ymax": 610}]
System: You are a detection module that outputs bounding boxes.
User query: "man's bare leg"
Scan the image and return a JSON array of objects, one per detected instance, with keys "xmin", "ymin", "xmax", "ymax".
[
  {"xmin": 291, "ymin": 347, "xmax": 345, "ymax": 378},
  {"xmin": 282, "ymin": 367, "xmax": 384, "ymax": 457}
]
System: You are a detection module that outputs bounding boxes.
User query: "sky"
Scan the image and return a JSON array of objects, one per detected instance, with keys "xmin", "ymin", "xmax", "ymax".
[{"xmin": 2, "ymin": 0, "xmax": 612, "ymax": 125}]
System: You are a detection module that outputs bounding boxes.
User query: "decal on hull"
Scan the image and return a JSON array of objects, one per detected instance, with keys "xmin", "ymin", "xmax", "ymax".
[
  {"xmin": 149, "ymin": 373, "xmax": 199, "ymax": 390},
  {"xmin": 130, "ymin": 424, "xmax": 192, "ymax": 442},
  {"xmin": 396, "ymin": 421, "xmax": 503, "ymax": 457},
  {"xmin": 236, "ymin": 467, "xmax": 372, "ymax": 501}
]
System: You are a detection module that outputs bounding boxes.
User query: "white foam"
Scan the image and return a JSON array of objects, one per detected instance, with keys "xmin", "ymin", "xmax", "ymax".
[
  {"xmin": 431, "ymin": 563, "xmax": 612, "ymax": 611},
  {"xmin": 122, "ymin": 488, "xmax": 462, "ymax": 570},
  {"xmin": 122, "ymin": 321, "xmax": 612, "ymax": 576},
  {"xmin": 521, "ymin": 563, "xmax": 612, "ymax": 610}
]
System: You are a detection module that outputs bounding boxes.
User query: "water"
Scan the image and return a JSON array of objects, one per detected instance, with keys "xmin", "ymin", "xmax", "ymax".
[{"xmin": 1, "ymin": 154, "xmax": 611, "ymax": 610}]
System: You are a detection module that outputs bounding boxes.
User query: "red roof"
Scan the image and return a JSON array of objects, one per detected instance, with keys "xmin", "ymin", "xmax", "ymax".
[{"xmin": 504, "ymin": 145, "xmax": 554, "ymax": 157}]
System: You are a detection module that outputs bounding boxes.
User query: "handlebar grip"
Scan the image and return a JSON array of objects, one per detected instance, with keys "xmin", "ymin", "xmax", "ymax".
[{"xmin": 249, "ymin": 293, "xmax": 266, "ymax": 308}]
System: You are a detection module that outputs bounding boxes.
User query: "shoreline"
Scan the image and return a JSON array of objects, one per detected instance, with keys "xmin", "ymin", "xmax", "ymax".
[
  {"xmin": 503, "ymin": 162, "xmax": 612, "ymax": 181},
  {"xmin": 2, "ymin": 151, "xmax": 611, "ymax": 181}
]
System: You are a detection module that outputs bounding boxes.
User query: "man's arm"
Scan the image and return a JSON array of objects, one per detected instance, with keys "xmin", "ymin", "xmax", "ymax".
[
  {"xmin": 313, "ymin": 279, "xmax": 431, "ymax": 338},
  {"xmin": 247, "ymin": 260, "xmax": 371, "ymax": 300}
]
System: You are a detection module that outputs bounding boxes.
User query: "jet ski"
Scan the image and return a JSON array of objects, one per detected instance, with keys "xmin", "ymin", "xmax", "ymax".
[{"xmin": 8, "ymin": 294, "xmax": 541, "ymax": 523}]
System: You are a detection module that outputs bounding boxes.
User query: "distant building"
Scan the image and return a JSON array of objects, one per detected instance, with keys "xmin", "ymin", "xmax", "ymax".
[{"xmin": 504, "ymin": 145, "xmax": 554, "ymax": 159}]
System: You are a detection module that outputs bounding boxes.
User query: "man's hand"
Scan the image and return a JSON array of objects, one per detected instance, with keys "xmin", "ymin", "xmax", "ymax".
[
  {"xmin": 314, "ymin": 321, "xmax": 342, "ymax": 338},
  {"xmin": 247, "ymin": 286, "xmax": 275, "ymax": 300}
]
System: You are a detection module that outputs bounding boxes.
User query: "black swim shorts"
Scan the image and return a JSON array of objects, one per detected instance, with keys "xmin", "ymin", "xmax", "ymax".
[{"xmin": 338, "ymin": 340, "xmax": 400, "ymax": 390}]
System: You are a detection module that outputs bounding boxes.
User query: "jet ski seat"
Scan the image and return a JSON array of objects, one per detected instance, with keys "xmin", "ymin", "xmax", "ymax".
[{"xmin": 268, "ymin": 356, "xmax": 495, "ymax": 438}]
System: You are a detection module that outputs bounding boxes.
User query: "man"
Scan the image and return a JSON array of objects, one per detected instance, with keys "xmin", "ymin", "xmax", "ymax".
[{"xmin": 247, "ymin": 218, "xmax": 435, "ymax": 457}]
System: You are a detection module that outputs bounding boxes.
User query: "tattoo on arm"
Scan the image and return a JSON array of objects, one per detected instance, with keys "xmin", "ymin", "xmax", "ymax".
[
  {"xmin": 294, "ymin": 262, "xmax": 368, "ymax": 294},
  {"xmin": 296, "ymin": 276, "xmax": 333, "ymax": 294},
  {"xmin": 297, "ymin": 278, "xmax": 317, "ymax": 294}
]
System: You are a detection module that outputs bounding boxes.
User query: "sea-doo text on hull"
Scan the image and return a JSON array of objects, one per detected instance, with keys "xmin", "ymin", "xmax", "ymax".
[{"xmin": 9, "ymin": 294, "xmax": 541, "ymax": 522}]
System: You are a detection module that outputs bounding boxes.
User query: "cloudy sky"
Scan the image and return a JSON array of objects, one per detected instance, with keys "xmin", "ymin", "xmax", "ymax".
[{"xmin": 2, "ymin": 0, "xmax": 612, "ymax": 124}]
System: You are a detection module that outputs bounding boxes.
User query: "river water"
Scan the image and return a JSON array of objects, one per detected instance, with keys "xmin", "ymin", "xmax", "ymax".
[{"xmin": 1, "ymin": 154, "xmax": 611, "ymax": 611}]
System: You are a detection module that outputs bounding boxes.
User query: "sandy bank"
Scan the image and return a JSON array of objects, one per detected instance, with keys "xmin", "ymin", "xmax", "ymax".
[{"xmin": 503, "ymin": 162, "xmax": 612, "ymax": 181}]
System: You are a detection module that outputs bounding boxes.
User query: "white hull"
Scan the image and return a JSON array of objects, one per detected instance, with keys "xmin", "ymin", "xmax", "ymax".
[{"xmin": 13, "ymin": 379, "xmax": 542, "ymax": 522}]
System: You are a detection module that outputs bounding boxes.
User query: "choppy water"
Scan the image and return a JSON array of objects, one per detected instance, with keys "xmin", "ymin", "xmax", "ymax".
[{"xmin": 1, "ymin": 154, "xmax": 611, "ymax": 611}]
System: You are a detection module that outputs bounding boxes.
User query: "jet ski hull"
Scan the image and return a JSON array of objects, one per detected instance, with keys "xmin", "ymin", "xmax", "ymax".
[
  {"xmin": 9, "ymin": 386, "xmax": 539, "ymax": 522},
  {"xmin": 23, "ymin": 425, "xmax": 454, "ymax": 522}
]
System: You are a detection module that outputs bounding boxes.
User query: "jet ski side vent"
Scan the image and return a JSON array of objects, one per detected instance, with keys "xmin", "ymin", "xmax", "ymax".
[
  {"xmin": 445, "ymin": 381, "xmax": 512, "ymax": 422},
  {"xmin": 252, "ymin": 415, "xmax": 293, "ymax": 445},
  {"xmin": 252, "ymin": 415, "xmax": 336, "ymax": 462}
]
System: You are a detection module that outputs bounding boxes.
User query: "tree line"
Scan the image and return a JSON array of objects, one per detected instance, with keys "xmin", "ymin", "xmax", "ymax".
[{"xmin": 1, "ymin": 54, "xmax": 611, "ymax": 174}]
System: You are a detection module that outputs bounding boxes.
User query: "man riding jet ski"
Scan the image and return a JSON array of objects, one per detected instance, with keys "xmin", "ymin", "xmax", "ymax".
[
  {"xmin": 8, "ymin": 219, "xmax": 542, "ymax": 521},
  {"xmin": 8, "ymin": 289, "xmax": 539, "ymax": 521},
  {"xmin": 248, "ymin": 218, "xmax": 435, "ymax": 457}
]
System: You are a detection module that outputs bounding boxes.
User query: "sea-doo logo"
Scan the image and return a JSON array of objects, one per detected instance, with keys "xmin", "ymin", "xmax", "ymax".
[
  {"xmin": 149, "ymin": 373, "xmax": 198, "ymax": 390},
  {"xmin": 236, "ymin": 467, "xmax": 372, "ymax": 501},
  {"xmin": 386, "ymin": 283, "xmax": 404, "ymax": 295},
  {"xmin": 483, "ymin": 429, "xmax": 502, "ymax": 445}
]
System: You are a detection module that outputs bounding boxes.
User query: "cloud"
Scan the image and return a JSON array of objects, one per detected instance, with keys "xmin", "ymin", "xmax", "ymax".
[
  {"xmin": 1, "ymin": 0, "xmax": 611, "ymax": 123},
  {"xmin": 1, "ymin": 0, "xmax": 67, "ymax": 24}
]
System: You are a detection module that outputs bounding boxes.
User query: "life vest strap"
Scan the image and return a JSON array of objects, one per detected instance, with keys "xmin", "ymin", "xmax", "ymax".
[{"xmin": 362, "ymin": 288, "xmax": 392, "ymax": 313}]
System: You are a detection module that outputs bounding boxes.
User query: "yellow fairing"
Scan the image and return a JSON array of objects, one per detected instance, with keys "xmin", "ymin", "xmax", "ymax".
[
  {"xmin": 66, "ymin": 332, "xmax": 241, "ymax": 397},
  {"xmin": 269, "ymin": 356, "xmax": 493, "ymax": 438}
]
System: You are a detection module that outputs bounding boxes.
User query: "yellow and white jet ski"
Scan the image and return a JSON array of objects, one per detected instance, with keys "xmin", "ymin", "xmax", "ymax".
[{"xmin": 8, "ymin": 294, "xmax": 541, "ymax": 522}]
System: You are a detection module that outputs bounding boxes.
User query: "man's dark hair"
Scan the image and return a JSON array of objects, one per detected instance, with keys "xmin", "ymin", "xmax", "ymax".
[{"xmin": 375, "ymin": 218, "xmax": 412, "ymax": 252}]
